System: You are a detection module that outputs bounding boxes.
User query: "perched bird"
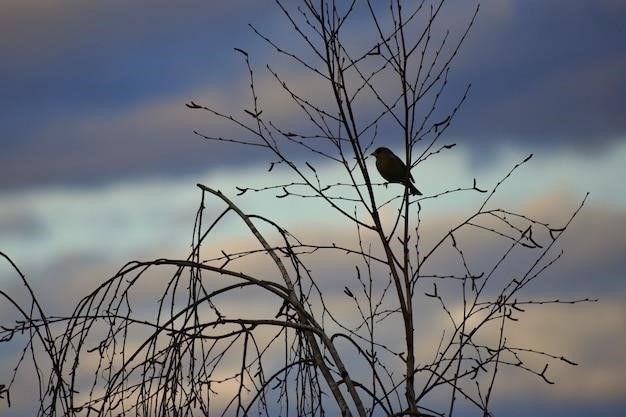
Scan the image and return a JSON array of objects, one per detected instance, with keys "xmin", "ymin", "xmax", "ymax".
[{"xmin": 371, "ymin": 147, "xmax": 422, "ymax": 195}]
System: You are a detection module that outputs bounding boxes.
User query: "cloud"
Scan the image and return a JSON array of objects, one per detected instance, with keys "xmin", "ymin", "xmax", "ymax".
[
  {"xmin": 0, "ymin": 51, "xmax": 342, "ymax": 189},
  {"xmin": 1, "ymin": 121, "xmax": 626, "ymax": 415},
  {"xmin": 1, "ymin": 0, "xmax": 625, "ymax": 190},
  {"xmin": 490, "ymin": 299, "xmax": 626, "ymax": 403},
  {"xmin": 0, "ymin": 0, "xmax": 274, "ymax": 189},
  {"xmin": 449, "ymin": 0, "xmax": 626, "ymax": 148}
]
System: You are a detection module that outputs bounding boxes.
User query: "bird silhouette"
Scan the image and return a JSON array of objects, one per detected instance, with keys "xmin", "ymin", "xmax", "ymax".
[{"xmin": 371, "ymin": 147, "xmax": 421, "ymax": 196}]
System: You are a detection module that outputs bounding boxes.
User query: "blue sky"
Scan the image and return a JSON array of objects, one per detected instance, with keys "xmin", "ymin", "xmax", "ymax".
[{"xmin": 1, "ymin": 1, "xmax": 625, "ymax": 416}]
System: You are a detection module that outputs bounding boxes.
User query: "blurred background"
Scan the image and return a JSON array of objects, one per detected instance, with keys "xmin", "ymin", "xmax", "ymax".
[{"xmin": 1, "ymin": 1, "xmax": 625, "ymax": 416}]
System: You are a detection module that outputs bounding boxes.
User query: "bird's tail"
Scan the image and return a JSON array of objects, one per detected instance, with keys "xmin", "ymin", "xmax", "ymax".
[{"xmin": 407, "ymin": 182, "xmax": 422, "ymax": 196}]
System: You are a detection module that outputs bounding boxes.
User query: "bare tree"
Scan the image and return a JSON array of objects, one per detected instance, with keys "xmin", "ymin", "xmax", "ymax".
[{"xmin": 0, "ymin": 1, "xmax": 593, "ymax": 416}]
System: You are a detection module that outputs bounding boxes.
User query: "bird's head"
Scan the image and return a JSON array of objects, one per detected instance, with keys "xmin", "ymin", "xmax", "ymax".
[{"xmin": 371, "ymin": 147, "xmax": 392, "ymax": 158}]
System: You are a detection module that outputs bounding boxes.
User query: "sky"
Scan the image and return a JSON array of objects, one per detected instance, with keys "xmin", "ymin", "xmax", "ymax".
[{"xmin": 0, "ymin": 1, "xmax": 625, "ymax": 416}]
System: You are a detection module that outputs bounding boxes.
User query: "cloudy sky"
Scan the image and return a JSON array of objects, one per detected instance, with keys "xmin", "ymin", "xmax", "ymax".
[{"xmin": 0, "ymin": 1, "xmax": 625, "ymax": 416}]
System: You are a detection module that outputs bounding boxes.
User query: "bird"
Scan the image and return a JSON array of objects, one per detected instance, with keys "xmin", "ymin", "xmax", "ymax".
[{"xmin": 371, "ymin": 147, "xmax": 422, "ymax": 195}]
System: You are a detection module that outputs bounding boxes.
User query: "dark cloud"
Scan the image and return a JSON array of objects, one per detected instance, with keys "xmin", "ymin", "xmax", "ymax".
[
  {"xmin": 0, "ymin": 0, "xmax": 267, "ymax": 131},
  {"xmin": 0, "ymin": 109, "xmax": 263, "ymax": 189},
  {"xmin": 491, "ymin": 398, "xmax": 626, "ymax": 417},
  {"xmin": 0, "ymin": 0, "xmax": 272, "ymax": 188},
  {"xmin": 448, "ymin": 0, "xmax": 626, "ymax": 149},
  {"xmin": 0, "ymin": 0, "xmax": 624, "ymax": 189}
]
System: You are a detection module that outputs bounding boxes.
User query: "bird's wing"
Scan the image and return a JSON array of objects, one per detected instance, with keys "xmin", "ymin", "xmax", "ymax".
[{"xmin": 394, "ymin": 153, "xmax": 415, "ymax": 182}]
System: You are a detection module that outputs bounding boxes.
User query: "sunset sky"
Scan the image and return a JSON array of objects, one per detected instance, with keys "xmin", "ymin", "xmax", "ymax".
[{"xmin": 1, "ymin": 1, "xmax": 625, "ymax": 416}]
